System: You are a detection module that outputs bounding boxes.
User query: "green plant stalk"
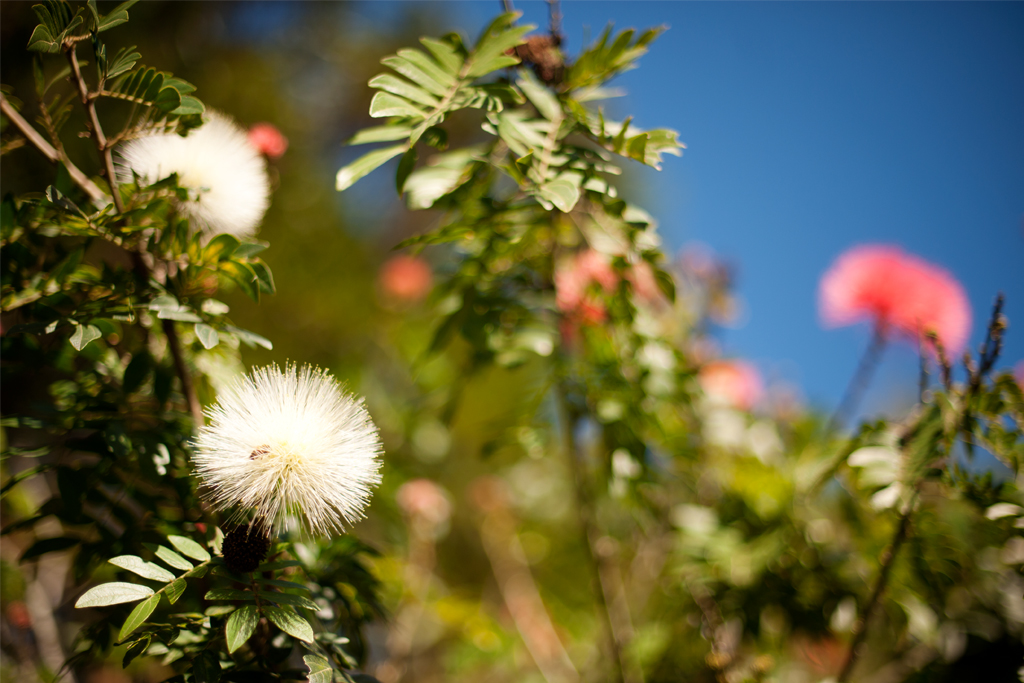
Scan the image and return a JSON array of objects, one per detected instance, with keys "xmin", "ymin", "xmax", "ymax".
[
  {"xmin": 64, "ymin": 44, "xmax": 203, "ymax": 426},
  {"xmin": 66, "ymin": 45, "xmax": 124, "ymax": 214},
  {"xmin": 836, "ymin": 508, "xmax": 911, "ymax": 683},
  {"xmin": 0, "ymin": 92, "xmax": 109, "ymax": 205},
  {"xmin": 556, "ymin": 383, "xmax": 629, "ymax": 683}
]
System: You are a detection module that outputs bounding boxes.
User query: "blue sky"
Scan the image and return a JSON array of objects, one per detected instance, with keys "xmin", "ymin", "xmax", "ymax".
[{"xmin": 236, "ymin": 1, "xmax": 1024, "ymax": 416}]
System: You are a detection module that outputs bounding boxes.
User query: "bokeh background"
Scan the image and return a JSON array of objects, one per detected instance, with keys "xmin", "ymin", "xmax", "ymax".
[{"xmin": 2, "ymin": 2, "xmax": 1023, "ymax": 680}]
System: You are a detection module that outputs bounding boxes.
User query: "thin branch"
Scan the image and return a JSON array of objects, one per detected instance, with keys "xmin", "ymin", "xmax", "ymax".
[
  {"xmin": 827, "ymin": 325, "xmax": 887, "ymax": 435},
  {"xmin": 556, "ymin": 385, "xmax": 630, "ymax": 683},
  {"xmin": 66, "ymin": 46, "xmax": 124, "ymax": 213},
  {"xmin": 163, "ymin": 318, "xmax": 204, "ymax": 425},
  {"xmin": 837, "ymin": 509, "xmax": 912, "ymax": 683},
  {"xmin": 0, "ymin": 92, "xmax": 109, "ymax": 205},
  {"xmin": 476, "ymin": 485, "xmax": 579, "ymax": 683},
  {"xmin": 547, "ymin": 0, "xmax": 563, "ymax": 40}
]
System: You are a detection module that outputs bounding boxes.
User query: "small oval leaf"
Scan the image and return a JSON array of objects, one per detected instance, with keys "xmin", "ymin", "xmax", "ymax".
[
  {"xmin": 264, "ymin": 606, "xmax": 314, "ymax": 643},
  {"xmin": 167, "ymin": 535, "xmax": 211, "ymax": 562},
  {"xmin": 109, "ymin": 555, "xmax": 176, "ymax": 582},
  {"xmin": 225, "ymin": 605, "xmax": 259, "ymax": 653},
  {"xmin": 119, "ymin": 593, "xmax": 160, "ymax": 640},
  {"xmin": 76, "ymin": 582, "xmax": 154, "ymax": 608}
]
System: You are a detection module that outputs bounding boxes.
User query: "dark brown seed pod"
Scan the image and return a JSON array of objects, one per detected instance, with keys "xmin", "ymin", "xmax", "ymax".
[{"xmin": 221, "ymin": 524, "xmax": 271, "ymax": 573}]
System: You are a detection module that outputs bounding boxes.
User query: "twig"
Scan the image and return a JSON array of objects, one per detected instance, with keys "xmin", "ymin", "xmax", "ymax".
[
  {"xmin": 162, "ymin": 317, "xmax": 204, "ymax": 425},
  {"xmin": 556, "ymin": 385, "xmax": 630, "ymax": 683},
  {"xmin": 0, "ymin": 92, "xmax": 109, "ymax": 206},
  {"xmin": 475, "ymin": 483, "xmax": 579, "ymax": 683},
  {"xmin": 836, "ymin": 509, "xmax": 912, "ymax": 683},
  {"xmin": 827, "ymin": 325, "xmax": 887, "ymax": 434},
  {"xmin": 66, "ymin": 46, "xmax": 124, "ymax": 213},
  {"xmin": 547, "ymin": 0, "xmax": 563, "ymax": 40},
  {"xmin": 502, "ymin": 0, "xmax": 514, "ymax": 14}
]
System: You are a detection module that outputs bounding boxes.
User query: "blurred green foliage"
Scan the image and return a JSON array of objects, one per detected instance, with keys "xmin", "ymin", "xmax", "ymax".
[{"xmin": 2, "ymin": 3, "xmax": 1023, "ymax": 683}]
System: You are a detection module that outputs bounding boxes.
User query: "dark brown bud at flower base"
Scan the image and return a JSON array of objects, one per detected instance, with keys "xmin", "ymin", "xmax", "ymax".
[{"xmin": 222, "ymin": 524, "xmax": 271, "ymax": 573}]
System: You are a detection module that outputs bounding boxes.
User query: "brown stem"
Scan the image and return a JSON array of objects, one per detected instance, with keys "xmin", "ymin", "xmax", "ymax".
[
  {"xmin": 836, "ymin": 510, "xmax": 912, "ymax": 683},
  {"xmin": 0, "ymin": 92, "xmax": 109, "ymax": 205},
  {"xmin": 556, "ymin": 386, "xmax": 630, "ymax": 683},
  {"xmin": 163, "ymin": 317, "xmax": 204, "ymax": 425},
  {"xmin": 476, "ymin": 487, "xmax": 579, "ymax": 683},
  {"xmin": 547, "ymin": 0, "xmax": 563, "ymax": 40},
  {"xmin": 66, "ymin": 46, "xmax": 124, "ymax": 213},
  {"xmin": 827, "ymin": 325, "xmax": 887, "ymax": 435}
]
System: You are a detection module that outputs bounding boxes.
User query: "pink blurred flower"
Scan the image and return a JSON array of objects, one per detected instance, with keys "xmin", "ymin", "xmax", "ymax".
[
  {"xmin": 626, "ymin": 260, "xmax": 663, "ymax": 303},
  {"xmin": 819, "ymin": 245, "xmax": 971, "ymax": 354},
  {"xmin": 247, "ymin": 122, "xmax": 288, "ymax": 159},
  {"xmin": 1015, "ymin": 360, "xmax": 1024, "ymax": 389},
  {"xmin": 397, "ymin": 478, "xmax": 452, "ymax": 528},
  {"xmin": 379, "ymin": 255, "xmax": 433, "ymax": 302},
  {"xmin": 556, "ymin": 250, "xmax": 617, "ymax": 324},
  {"xmin": 699, "ymin": 359, "xmax": 764, "ymax": 410}
]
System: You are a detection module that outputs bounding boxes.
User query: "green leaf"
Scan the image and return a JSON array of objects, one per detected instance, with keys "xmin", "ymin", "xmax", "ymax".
[
  {"xmin": 105, "ymin": 46, "xmax": 140, "ymax": 79},
  {"xmin": 369, "ymin": 92, "xmax": 425, "ymax": 120},
  {"xmin": 232, "ymin": 241, "xmax": 269, "ymax": 259},
  {"xmin": 420, "ymin": 36, "xmax": 464, "ymax": 74},
  {"xmin": 518, "ymin": 70, "xmax": 562, "ymax": 122},
  {"xmin": 304, "ymin": 654, "xmax": 333, "ymax": 683},
  {"xmin": 170, "ymin": 96, "xmax": 204, "ymax": 116},
  {"xmin": 205, "ymin": 588, "xmax": 256, "ymax": 601},
  {"xmin": 203, "ymin": 234, "xmax": 240, "ymax": 262},
  {"xmin": 336, "ymin": 144, "xmax": 407, "ymax": 192},
  {"xmin": 122, "ymin": 351, "xmax": 151, "ymax": 394},
  {"xmin": 76, "ymin": 582, "xmax": 155, "ymax": 608},
  {"xmin": 96, "ymin": 0, "xmax": 139, "ymax": 32},
  {"xmin": 225, "ymin": 605, "xmax": 258, "ymax": 653},
  {"xmin": 536, "ymin": 177, "xmax": 580, "ymax": 213},
  {"xmin": 381, "ymin": 53, "xmax": 450, "ymax": 98},
  {"xmin": 348, "ymin": 124, "xmax": 414, "ymax": 146},
  {"xmin": 249, "ymin": 261, "xmax": 275, "ymax": 294},
  {"xmin": 219, "ymin": 260, "xmax": 260, "ymax": 302},
  {"xmin": 154, "ymin": 546, "xmax": 193, "ymax": 571},
  {"xmin": 27, "ymin": 23, "xmax": 59, "ymax": 53},
  {"xmin": 467, "ymin": 16, "xmax": 532, "ymax": 78},
  {"xmin": 262, "ymin": 592, "xmax": 319, "ymax": 611},
  {"xmin": 191, "ymin": 650, "xmax": 220, "ymax": 683},
  {"xmin": 264, "ymin": 606, "xmax": 314, "ymax": 643},
  {"xmin": 109, "ymin": 555, "xmax": 176, "ymax": 582},
  {"xmin": 369, "ymin": 74, "xmax": 439, "ymax": 107},
  {"xmin": 254, "ymin": 559, "xmax": 303, "ymax": 572},
  {"xmin": 194, "ymin": 324, "xmax": 219, "ymax": 350},
  {"xmin": 165, "ymin": 578, "xmax": 186, "ymax": 605},
  {"xmin": 224, "ymin": 325, "xmax": 273, "ymax": 350},
  {"xmin": 396, "ymin": 146, "xmax": 418, "ymax": 194},
  {"xmin": 122, "ymin": 636, "xmax": 151, "ymax": 668},
  {"xmin": 167, "ymin": 535, "xmax": 211, "ymax": 562},
  {"xmin": 119, "ymin": 593, "xmax": 159, "ymax": 640}
]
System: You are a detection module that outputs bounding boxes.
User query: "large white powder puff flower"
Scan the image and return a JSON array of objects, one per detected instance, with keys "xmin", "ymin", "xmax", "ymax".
[
  {"xmin": 118, "ymin": 112, "xmax": 270, "ymax": 239},
  {"xmin": 192, "ymin": 364, "xmax": 383, "ymax": 537}
]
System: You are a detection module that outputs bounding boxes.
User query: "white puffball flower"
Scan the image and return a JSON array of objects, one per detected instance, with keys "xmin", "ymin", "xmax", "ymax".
[
  {"xmin": 192, "ymin": 364, "xmax": 383, "ymax": 537},
  {"xmin": 118, "ymin": 112, "xmax": 269, "ymax": 239}
]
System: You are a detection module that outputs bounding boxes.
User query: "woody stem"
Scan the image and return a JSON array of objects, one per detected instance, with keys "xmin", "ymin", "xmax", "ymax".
[{"xmin": 827, "ymin": 325, "xmax": 887, "ymax": 434}]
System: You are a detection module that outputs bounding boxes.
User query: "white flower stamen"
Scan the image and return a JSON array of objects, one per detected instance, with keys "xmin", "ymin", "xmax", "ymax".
[
  {"xmin": 192, "ymin": 364, "xmax": 383, "ymax": 537},
  {"xmin": 118, "ymin": 111, "xmax": 270, "ymax": 239}
]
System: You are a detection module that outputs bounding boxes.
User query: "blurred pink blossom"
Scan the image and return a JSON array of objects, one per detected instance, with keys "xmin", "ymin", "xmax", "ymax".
[
  {"xmin": 379, "ymin": 255, "xmax": 433, "ymax": 302},
  {"xmin": 397, "ymin": 478, "xmax": 452, "ymax": 529},
  {"xmin": 819, "ymin": 244, "xmax": 971, "ymax": 354},
  {"xmin": 1015, "ymin": 360, "xmax": 1024, "ymax": 389},
  {"xmin": 555, "ymin": 250, "xmax": 617, "ymax": 324},
  {"xmin": 699, "ymin": 359, "xmax": 764, "ymax": 410},
  {"xmin": 247, "ymin": 122, "xmax": 288, "ymax": 159}
]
